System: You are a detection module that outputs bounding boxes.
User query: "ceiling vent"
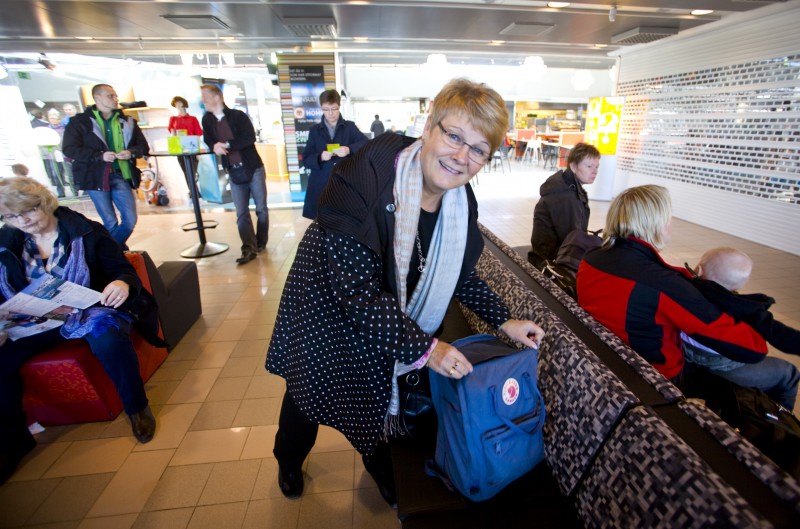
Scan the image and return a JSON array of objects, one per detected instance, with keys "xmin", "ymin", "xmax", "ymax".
[
  {"xmin": 611, "ymin": 26, "xmax": 679, "ymax": 45},
  {"xmin": 281, "ymin": 17, "xmax": 337, "ymax": 38},
  {"xmin": 161, "ymin": 15, "xmax": 230, "ymax": 30},
  {"xmin": 499, "ymin": 22, "xmax": 555, "ymax": 38}
]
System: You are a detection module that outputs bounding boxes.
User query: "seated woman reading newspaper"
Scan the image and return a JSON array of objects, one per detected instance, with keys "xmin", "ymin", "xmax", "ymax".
[{"xmin": 0, "ymin": 177, "xmax": 159, "ymax": 485}]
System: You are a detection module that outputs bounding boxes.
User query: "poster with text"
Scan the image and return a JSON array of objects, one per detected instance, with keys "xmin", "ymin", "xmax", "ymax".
[{"xmin": 289, "ymin": 65, "xmax": 326, "ymax": 198}]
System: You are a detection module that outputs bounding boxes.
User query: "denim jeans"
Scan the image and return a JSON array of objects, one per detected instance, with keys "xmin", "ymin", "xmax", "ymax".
[
  {"xmin": 229, "ymin": 167, "xmax": 269, "ymax": 254},
  {"xmin": 709, "ymin": 356, "xmax": 800, "ymax": 410},
  {"xmin": 87, "ymin": 173, "xmax": 137, "ymax": 247}
]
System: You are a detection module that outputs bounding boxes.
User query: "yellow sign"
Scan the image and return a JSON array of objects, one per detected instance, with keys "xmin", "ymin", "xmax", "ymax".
[
  {"xmin": 167, "ymin": 136, "xmax": 183, "ymax": 154},
  {"xmin": 584, "ymin": 97, "xmax": 624, "ymax": 155}
]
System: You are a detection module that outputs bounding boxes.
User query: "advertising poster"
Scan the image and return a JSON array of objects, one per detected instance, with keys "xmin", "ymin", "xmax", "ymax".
[
  {"xmin": 288, "ymin": 65, "xmax": 326, "ymax": 200},
  {"xmin": 584, "ymin": 96, "xmax": 624, "ymax": 155}
]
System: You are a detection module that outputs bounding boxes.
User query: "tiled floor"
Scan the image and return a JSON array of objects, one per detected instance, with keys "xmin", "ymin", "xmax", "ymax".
[{"xmin": 2, "ymin": 159, "xmax": 799, "ymax": 528}]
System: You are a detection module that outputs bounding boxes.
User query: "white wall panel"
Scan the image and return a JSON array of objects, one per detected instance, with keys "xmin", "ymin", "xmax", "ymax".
[
  {"xmin": 344, "ymin": 65, "xmax": 613, "ymax": 102},
  {"xmin": 614, "ymin": 1, "xmax": 800, "ymax": 255}
]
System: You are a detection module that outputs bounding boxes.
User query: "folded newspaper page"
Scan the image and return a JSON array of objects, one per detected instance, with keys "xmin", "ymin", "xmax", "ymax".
[{"xmin": 0, "ymin": 274, "xmax": 101, "ymax": 340}]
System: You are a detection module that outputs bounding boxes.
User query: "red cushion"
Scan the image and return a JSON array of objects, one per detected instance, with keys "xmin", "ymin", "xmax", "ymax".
[{"xmin": 20, "ymin": 253, "xmax": 168, "ymax": 426}]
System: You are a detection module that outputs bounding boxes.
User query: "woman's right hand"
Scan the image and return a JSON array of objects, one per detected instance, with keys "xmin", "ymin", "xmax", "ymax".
[
  {"xmin": 320, "ymin": 150, "xmax": 333, "ymax": 162},
  {"xmin": 428, "ymin": 340, "xmax": 473, "ymax": 379}
]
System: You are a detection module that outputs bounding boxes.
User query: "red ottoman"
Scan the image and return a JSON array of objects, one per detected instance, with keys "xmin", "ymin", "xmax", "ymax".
[{"xmin": 20, "ymin": 252, "xmax": 168, "ymax": 426}]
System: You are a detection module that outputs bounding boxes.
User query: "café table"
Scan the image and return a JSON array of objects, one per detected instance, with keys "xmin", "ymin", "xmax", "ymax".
[{"xmin": 148, "ymin": 150, "xmax": 229, "ymax": 258}]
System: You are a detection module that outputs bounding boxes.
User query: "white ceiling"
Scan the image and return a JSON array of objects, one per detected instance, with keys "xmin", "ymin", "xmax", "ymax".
[{"xmin": 0, "ymin": 0, "xmax": 787, "ymax": 70}]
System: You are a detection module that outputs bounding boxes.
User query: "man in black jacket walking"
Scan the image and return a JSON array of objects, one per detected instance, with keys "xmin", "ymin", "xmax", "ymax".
[{"xmin": 200, "ymin": 85, "xmax": 268, "ymax": 264}]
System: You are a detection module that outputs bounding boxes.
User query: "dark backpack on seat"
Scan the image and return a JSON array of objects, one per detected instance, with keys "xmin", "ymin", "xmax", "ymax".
[{"xmin": 555, "ymin": 229, "xmax": 602, "ymax": 273}]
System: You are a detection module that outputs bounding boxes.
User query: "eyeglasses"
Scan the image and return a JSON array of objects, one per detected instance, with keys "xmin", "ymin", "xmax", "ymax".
[
  {"xmin": 1, "ymin": 206, "xmax": 39, "ymax": 222},
  {"xmin": 321, "ymin": 107, "xmax": 340, "ymax": 113},
  {"xmin": 437, "ymin": 123, "xmax": 490, "ymax": 164}
]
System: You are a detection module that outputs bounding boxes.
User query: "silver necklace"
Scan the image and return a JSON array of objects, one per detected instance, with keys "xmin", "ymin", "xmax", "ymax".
[{"xmin": 415, "ymin": 230, "xmax": 426, "ymax": 273}]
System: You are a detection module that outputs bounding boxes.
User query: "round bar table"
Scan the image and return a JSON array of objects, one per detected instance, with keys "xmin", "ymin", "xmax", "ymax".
[{"xmin": 148, "ymin": 150, "xmax": 229, "ymax": 258}]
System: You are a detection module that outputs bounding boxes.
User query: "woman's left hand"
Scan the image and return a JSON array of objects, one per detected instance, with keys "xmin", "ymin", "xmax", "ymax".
[
  {"xmin": 499, "ymin": 319, "xmax": 545, "ymax": 348},
  {"xmin": 100, "ymin": 280, "xmax": 130, "ymax": 309}
]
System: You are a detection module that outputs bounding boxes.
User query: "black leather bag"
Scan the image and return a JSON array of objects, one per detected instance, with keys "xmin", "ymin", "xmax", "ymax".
[
  {"xmin": 228, "ymin": 164, "xmax": 253, "ymax": 185},
  {"xmin": 707, "ymin": 382, "xmax": 800, "ymax": 479},
  {"xmin": 398, "ymin": 368, "xmax": 437, "ymax": 443},
  {"xmin": 119, "ymin": 289, "xmax": 169, "ymax": 348}
]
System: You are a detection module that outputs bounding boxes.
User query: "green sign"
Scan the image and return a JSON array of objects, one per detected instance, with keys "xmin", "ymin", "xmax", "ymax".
[{"xmin": 17, "ymin": 72, "xmax": 31, "ymax": 80}]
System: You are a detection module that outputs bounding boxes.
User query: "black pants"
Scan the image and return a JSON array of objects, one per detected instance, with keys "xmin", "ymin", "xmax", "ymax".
[{"xmin": 273, "ymin": 391, "xmax": 394, "ymax": 482}]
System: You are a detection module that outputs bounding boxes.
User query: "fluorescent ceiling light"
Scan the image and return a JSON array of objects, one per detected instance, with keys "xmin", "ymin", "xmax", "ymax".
[
  {"xmin": 571, "ymin": 70, "xmax": 595, "ymax": 91},
  {"xmin": 425, "ymin": 54, "xmax": 448, "ymax": 67},
  {"xmin": 690, "ymin": 10, "xmax": 714, "ymax": 16},
  {"xmin": 547, "ymin": 2, "xmax": 570, "ymax": 7},
  {"xmin": 522, "ymin": 56, "xmax": 548, "ymax": 80}
]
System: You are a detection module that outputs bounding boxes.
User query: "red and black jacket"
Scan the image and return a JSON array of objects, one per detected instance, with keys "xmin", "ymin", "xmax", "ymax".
[{"xmin": 576, "ymin": 237, "xmax": 767, "ymax": 380}]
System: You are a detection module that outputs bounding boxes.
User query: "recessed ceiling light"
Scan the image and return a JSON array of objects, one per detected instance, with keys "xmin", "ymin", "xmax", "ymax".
[
  {"xmin": 594, "ymin": 44, "xmax": 608, "ymax": 48},
  {"xmin": 691, "ymin": 9, "xmax": 714, "ymax": 16},
  {"xmin": 490, "ymin": 40, "xmax": 505, "ymax": 46},
  {"xmin": 353, "ymin": 37, "xmax": 369, "ymax": 42},
  {"xmin": 547, "ymin": 2, "xmax": 571, "ymax": 8}
]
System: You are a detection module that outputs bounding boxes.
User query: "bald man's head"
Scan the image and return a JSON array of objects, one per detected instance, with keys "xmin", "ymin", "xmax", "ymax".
[{"xmin": 698, "ymin": 247, "xmax": 753, "ymax": 291}]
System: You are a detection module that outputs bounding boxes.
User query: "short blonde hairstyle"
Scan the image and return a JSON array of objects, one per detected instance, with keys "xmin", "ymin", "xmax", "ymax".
[
  {"xmin": 699, "ymin": 247, "xmax": 753, "ymax": 291},
  {"xmin": 0, "ymin": 177, "xmax": 59, "ymax": 217},
  {"xmin": 428, "ymin": 78, "xmax": 509, "ymax": 155},
  {"xmin": 604, "ymin": 185, "xmax": 672, "ymax": 250}
]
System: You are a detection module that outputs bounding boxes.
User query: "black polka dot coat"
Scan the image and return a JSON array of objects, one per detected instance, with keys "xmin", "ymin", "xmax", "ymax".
[{"xmin": 266, "ymin": 133, "xmax": 511, "ymax": 454}]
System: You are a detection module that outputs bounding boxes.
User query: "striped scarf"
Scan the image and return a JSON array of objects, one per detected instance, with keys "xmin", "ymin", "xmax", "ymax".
[
  {"xmin": 19, "ymin": 234, "xmax": 131, "ymax": 339},
  {"xmin": 385, "ymin": 139, "xmax": 469, "ymax": 434}
]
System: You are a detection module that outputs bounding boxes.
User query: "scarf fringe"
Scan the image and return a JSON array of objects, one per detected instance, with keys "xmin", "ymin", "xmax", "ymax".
[{"xmin": 384, "ymin": 139, "xmax": 469, "ymax": 436}]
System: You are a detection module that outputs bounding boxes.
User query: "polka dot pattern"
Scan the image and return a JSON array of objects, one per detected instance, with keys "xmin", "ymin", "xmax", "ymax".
[{"xmin": 266, "ymin": 222, "xmax": 511, "ymax": 453}]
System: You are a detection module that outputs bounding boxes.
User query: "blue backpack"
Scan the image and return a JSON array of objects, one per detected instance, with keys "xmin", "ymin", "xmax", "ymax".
[{"xmin": 427, "ymin": 334, "xmax": 546, "ymax": 501}]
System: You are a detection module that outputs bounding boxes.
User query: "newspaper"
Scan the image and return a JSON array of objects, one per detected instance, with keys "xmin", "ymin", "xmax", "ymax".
[{"xmin": 0, "ymin": 274, "xmax": 101, "ymax": 341}]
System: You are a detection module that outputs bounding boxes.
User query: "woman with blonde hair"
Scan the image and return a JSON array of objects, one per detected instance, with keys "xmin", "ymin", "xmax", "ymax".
[
  {"xmin": 577, "ymin": 185, "xmax": 798, "ymax": 408},
  {"xmin": 0, "ymin": 178, "xmax": 160, "ymax": 484},
  {"xmin": 267, "ymin": 78, "xmax": 544, "ymax": 504}
]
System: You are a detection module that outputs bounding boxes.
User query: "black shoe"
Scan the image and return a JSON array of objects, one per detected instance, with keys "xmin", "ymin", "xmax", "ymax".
[
  {"xmin": 236, "ymin": 252, "xmax": 257, "ymax": 265},
  {"xmin": 128, "ymin": 406, "xmax": 156, "ymax": 444},
  {"xmin": 257, "ymin": 244, "xmax": 267, "ymax": 253},
  {"xmin": 0, "ymin": 436, "xmax": 36, "ymax": 485},
  {"xmin": 278, "ymin": 468, "xmax": 304, "ymax": 499}
]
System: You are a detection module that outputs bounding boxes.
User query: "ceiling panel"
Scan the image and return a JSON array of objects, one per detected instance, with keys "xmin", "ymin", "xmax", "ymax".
[{"xmin": 0, "ymin": 0, "xmax": 785, "ymax": 70}]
